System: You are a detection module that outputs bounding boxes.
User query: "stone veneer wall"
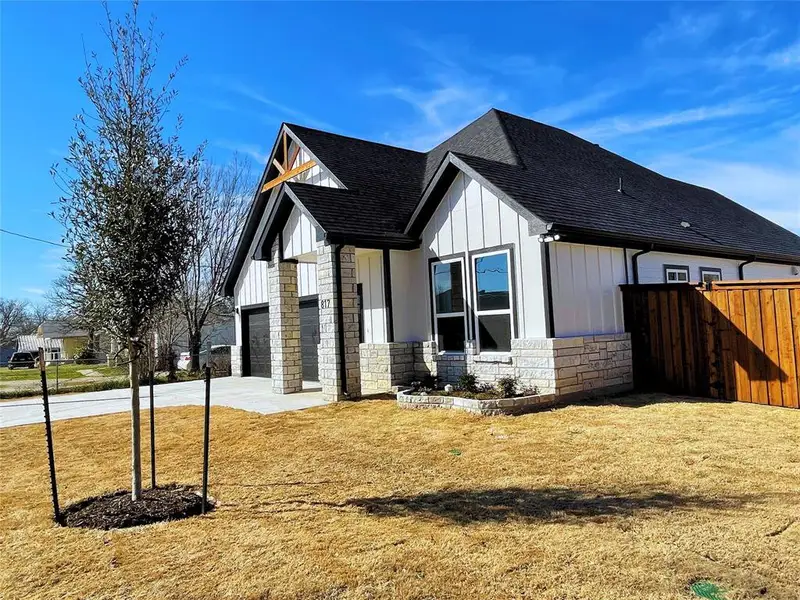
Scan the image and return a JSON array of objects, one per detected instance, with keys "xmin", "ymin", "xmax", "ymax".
[
  {"xmin": 359, "ymin": 342, "xmax": 415, "ymax": 394},
  {"xmin": 267, "ymin": 259, "xmax": 302, "ymax": 394},
  {"xmin": 317, "ymin": 243, "xmax": 361, "ymax": 401},
  {"xmin": 403, "ymin": 333, "xmax": 633, "ymax": 399},
  {"xmin": 512, "ymin": 334, "xmax": 633, "ymax": 397},
  {"xmin": 231, "ymin": 345, "xmax": 242, "ymax": 377}
]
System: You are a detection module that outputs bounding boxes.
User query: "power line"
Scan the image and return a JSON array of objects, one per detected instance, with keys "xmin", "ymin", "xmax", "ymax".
[{"xmin": 0, "ymin": 228, "xmax": 66, "ymax": 247}]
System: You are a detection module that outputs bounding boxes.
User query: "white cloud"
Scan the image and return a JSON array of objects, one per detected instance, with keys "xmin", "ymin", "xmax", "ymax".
[
  {"xmin": 645, "ymin": 10, "xmax": 722, "ymax": 49},
  {"xmin": 648, "ymin": 157, "xmax": 800, "ymax": 234},
  {"xmin": 714, "ymin": 37, "xmax": 800, "ymax": 72},
  {"xmin": 213, "ymin": 78, "xmax": 335, "ymax": 130},
  {"xmin": 366, "ymin": 79, "xmax": 506, "ymax": 149},
  {"xmin": 531, "ymin": 88, "xmax": 621, "ymax": 125},
  {"xmin": 214, "ymin": 140, "xmax": 269, "ymax": 164},
  {"xmin": 22, "ymin": 287, "xmax": 46, "ymax": 296},
  {"xmin": 572, "ymin": 99, "xmax": 773, "ymax": 142}
]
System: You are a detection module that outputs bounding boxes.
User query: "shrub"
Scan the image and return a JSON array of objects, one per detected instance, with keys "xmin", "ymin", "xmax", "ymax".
[
  {"xmin": 520, "ymin": 384, "xmax": 540, "ymax": 396},
  {"xmin": 455, "ymin": 372, "xmax": 478, "ymax": 393},
  {"xmin": 410, "ymin": 374, "xmax": 438, "ymax": 393},
  {"xmin": 73, "ymin": 343, "xmax": 96, "ymax": 364},
  {"xmin": 496, "ymin": 376, "xmax": 519, "ymax": 398}
]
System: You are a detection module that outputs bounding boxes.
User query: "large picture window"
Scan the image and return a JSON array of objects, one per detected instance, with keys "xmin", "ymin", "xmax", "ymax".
[
  {"xmin": 473, "ymin": 250, "xmax": 514, "ymax": 352},
  {"xmin": 431, "ymin": 258, "xmax": 467, "ymax": 352}
]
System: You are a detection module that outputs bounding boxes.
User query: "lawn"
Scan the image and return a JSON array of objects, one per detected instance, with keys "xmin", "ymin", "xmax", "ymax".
[
  {"xmin": 0, "ymin": 363, "xmax": 128, "ymax": 382},
  {"xmin": 1, "ymin": 395, "xmax": 799, "ymax": 600}
]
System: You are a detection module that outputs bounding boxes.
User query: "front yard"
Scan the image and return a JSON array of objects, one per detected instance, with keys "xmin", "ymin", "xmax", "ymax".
[{"xmin": 1, "ymin": 395, "xmax": 798, "ymax": 599}]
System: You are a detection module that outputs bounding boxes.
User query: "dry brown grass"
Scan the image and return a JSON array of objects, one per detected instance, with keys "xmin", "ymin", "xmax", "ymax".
[{"xmin": 2, "ymin": 394, "xmax": 799, "ymax": 600}]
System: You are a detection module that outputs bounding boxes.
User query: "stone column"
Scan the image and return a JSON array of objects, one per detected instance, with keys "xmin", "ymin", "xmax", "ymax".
[
  {"xmin": 317, "ymin": 243, "xmax": 361, "ymax": 401},
  {"xmin": 268, "ymin": 256, "xmax": 302, "ymax": 394}
]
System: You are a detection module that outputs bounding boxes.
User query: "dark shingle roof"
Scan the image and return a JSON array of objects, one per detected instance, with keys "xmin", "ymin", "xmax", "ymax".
[
  {"xmin": 285, "ymin": 182, "xmax": 417, "ymax": 246},
  {"xmin": 226, "ymin": 109, "xmax": 800, "ymax": 294},
  {"xmin": 286, "ymin": 124, "xmax": 427, "ymax": 233},
  {"xmin": 462, "ymin": 111, "xmax": 800, "ymax": 262},
  {"xmin": 288, "ymin": 109, "xmax": 799, "ymax": 263}
]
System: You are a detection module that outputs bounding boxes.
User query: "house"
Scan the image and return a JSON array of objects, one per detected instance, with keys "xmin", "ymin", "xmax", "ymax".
[
  {"xmin": 223, "ymin": 109, "xmax": 800, "ymax": 403},
  {"xmin": 17, "ymin": 321, "xmax": 92, "ymax": 363}
]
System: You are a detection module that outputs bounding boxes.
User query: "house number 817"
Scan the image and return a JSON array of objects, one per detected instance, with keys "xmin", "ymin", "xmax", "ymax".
[{"xmin": 320, "ymin": 299, "xmax": 333, "ymax": 309}]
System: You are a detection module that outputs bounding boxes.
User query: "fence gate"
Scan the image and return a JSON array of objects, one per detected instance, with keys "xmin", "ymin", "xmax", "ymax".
[{"xmin": 621, "ymin": 280, "xmax": 800, "ymax": 408}]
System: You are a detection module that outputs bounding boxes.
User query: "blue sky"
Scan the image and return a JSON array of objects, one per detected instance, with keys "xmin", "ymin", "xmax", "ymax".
[{"xmin": 1, "ymin": 1, "xmax": 798, "ymax": 302}]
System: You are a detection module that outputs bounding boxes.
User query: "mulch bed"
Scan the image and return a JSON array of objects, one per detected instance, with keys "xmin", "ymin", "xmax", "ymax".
[{"xmin": 61, "ymin": 484, "xmax": 213, "ymax": 530}]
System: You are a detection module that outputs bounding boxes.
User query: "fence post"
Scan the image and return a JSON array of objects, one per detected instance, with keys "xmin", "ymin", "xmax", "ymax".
[
  {"xmin": 149, "ymin": 370, "xmax": 156, "ymax": 488},
  {"xmin": 39, "ymin": 348, "xmax": 61, "ymax": 524},
  {"xmin": 201, "ymin": 343, "xmax": 211, "ymax": 513}
]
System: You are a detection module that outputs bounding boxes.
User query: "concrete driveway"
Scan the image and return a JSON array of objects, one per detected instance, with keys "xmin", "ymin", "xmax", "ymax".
[{"xmin": 0, "ymin": 377, "xmax": 326, "ymax": 428}]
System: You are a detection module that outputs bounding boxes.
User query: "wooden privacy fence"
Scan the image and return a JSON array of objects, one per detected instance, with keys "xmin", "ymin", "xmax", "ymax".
[{"xmin": 620, "ymin": 280, "xmax": 800, "ymax": 408}]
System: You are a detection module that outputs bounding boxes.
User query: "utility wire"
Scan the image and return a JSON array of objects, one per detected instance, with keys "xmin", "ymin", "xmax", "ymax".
[{"xmin": 0, "ymin": 228, "xmax": 66, "ymax": 247}]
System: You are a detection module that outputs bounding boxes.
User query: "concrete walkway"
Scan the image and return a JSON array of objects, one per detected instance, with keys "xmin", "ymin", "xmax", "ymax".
[{"xmin": 0, "ymin": 377, "xmax": 326, "ymax": 428}]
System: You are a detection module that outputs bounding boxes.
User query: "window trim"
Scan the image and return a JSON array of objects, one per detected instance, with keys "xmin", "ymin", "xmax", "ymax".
[
  {"xmin": 430, "ymin": 255, "xmax": 469, "ymax": 353},
  {"xmin": 699, "ymin": 267, "xmax": 722, "ymax": 283},
  {"xmin": 663, "ymin": 264, "xmax": 690, "ymax": 284},
  {"xmin": 472, "ymin": 248, "xmax": 516, "ymax": 354}
]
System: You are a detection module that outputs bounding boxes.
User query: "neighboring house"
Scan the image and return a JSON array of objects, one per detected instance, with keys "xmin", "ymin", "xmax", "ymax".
[
  {"xmin": 223, "ymin": 109, "xmax": 800, "ymax": 403},
  {"xmin": 17, "ymin": 321, "xmax": 94, "ymax": 363},
  {"xmin": 0, "ymin": 344, "xmax": 15, "ymax": 366}
]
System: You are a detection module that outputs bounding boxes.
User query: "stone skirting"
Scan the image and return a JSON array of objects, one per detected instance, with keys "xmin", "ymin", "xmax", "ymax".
[
  {"xmin": 512, "ymin": 334, "xmax": 633, "ymax": 396},
  {"xmin": 397, "ymin": 389, "xmax": 559, "ymax": 416},
  {"xmin": 230, "ymin": 345, "xmax": 242, "ymax": 377},
  {"xmin": 393, "ymin": 333, "xmax": 633, "ymax": 411}
]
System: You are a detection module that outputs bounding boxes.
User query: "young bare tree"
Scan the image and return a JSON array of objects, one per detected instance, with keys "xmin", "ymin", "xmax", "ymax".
[
  {"xmin": 177, "ymin": 157, "xmax": 250, "ymax": 371},
  {"xmin": 0, "ymin": 299, "xmax": 30, "ymax": 346},
  {"xmin": 53, "ymin": 0, "xmax": 202, "ymax": 500},
  {"xmin": 152, "ymin": 299, "xmax": 187, "ymax": 377}
]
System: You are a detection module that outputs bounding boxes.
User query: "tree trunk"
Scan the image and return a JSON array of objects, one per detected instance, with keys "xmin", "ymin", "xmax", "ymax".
[
  {"xmin": 189, "ymin": 330, "xmax": 202, "ymax": 372},
  {"xmin": 129, "ymin": 339, "xmax": 143, "ymax": 501}
]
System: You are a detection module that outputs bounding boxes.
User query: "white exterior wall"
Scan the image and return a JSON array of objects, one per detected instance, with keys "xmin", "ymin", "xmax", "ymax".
[
  {"xmin": 633, "ymin": 252, "xmax": 796, "ymax": 283},
  {"xmin": 290, "ymin": 146, "xmax": 339, "ymax": 188},
  {"xmin": 282, "ymin": 206, "xmax": 319, "ymax": 259},
  {"xmin": 420, "ymin": 172, "xmax": 548, "ymax": 342},
  {"xmin": 356, "ymin": 250, "xmax": 387, "ymax": 344},
  {"xmin": 390, "ymin": 249, "xmax": 427, "ymax": 342},
  {"xmin": 551, "ymin": 242, "xmax": 800, "ymax": 337},
  {"xmin": 550, "ymin": 243, "xmax": 627, "ymax": 337}
]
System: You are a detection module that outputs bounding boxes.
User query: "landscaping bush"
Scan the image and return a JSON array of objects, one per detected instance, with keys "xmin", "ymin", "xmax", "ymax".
[
  {"xmin": 455, "ymin": 372, "xmax": 478, "ymax": 393},
  {"xmin": 520, "ymin": 384, "xmax": 540, "ymax": 396},
  {"xmin": 72, "ymin": 343, "xmax": 97, "ymax": 364},
  {"xmin": 410, "ymin": 374, "xmax": 438, "ymax": 393},
  {"xmin": 496, "ymin": 376, "xmax": 518, "ymax": 398}
]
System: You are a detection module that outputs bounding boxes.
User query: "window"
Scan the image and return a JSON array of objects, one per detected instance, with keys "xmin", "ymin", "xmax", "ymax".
[
  {"xmin": 664, "ymin": 265, "xmax": 690, "ymax": 283},
  {"xmin": 473, "ymin": 250, "xmax": 514, "ymax": 352},
  {"xmin": 431, "ymin": 259, "xmax": 467, "ymax": 352},
  {"xmin": 699, "ymin": 267, "xmax": 722, "ymax": 283}
]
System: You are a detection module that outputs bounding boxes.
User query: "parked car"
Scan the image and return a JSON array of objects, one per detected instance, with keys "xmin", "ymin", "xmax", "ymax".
[
  {"xmin": 7, "ymin": 351, "xmax": 39, "ymax": 370},
  {"xmin": 177, "ymin": 346, "xmax": 231, "ymax": 374}
]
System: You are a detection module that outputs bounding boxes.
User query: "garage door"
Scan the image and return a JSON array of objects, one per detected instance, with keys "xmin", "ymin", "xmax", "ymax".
[
  {"xmin": 300, "ymin": 299, "xmax": 319, "ymax": 382},
  {"xmin": 243, "ymin": 308, "xmax": 270, "ymax": 377}
]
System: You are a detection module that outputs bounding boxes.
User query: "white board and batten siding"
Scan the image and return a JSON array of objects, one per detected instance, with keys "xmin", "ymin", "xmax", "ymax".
[
  {"xmin": 549, "ymin": 243, "xmax": 627, "ymax": 337},
  {"xmin": 356, "ymin": 251, "xmax": 387, "ymax": 344},
  {"xmin": 389, "ymin": 249, "xmax": 427, "ymax": 342},
  {"xmin": 634, "ymin": 251, "xmax": 798, "ymax": 283},
  {"xmin": 550, "ymin": 243, "xmax": 800, "ymax": 338},
  {"xmin": 421, "ymin": 172, "xmax": 548, "ymax": 340}
]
